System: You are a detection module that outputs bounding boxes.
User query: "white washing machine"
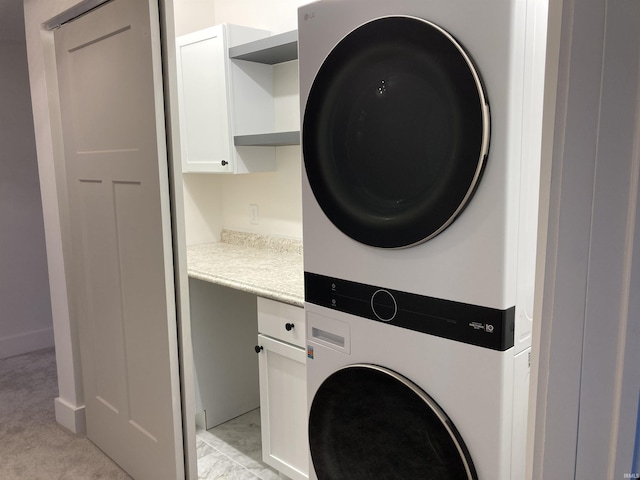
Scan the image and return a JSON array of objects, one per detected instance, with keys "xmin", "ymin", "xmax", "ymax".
[
  {"xmin": 299, "ymin": 0, "xmax": 540, "ymax": 478},
  {"xmin": 305, "ymin": 304, "xmax": 530, "ymax": 479}
]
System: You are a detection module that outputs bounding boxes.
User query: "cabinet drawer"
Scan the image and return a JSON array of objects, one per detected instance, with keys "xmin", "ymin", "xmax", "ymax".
[{"xmin": 257, "ymin": 297, "xmax": 305, "ymax": 348}]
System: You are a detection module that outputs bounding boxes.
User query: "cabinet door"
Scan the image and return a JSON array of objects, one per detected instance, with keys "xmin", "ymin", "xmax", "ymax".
[
  {"xmin": 176, "ymin": 25, "xmax": 232, "ymax": 173},
  {"xmin": 257, "ymin": 334, "xmax": 309, "ymax": 480}
]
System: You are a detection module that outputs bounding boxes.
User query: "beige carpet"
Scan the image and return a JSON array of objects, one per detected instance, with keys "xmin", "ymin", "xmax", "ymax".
[{"xmin": 0, "ymin": 348, "xmax": 132, "ymax": 479}]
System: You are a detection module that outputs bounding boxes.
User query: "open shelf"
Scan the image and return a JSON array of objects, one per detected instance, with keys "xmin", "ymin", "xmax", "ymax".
[
  {"xmin": 229, "ymin": 30, "xmax": 298, "ymax": 64},
  {"xmin": 234, "ymin": 131, "xmax": 300, "ymax": 147}
]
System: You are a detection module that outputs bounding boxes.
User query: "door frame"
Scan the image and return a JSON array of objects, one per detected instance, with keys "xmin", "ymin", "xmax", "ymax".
[
  {"xmin": 23, "ymin": 0, "xmax": 197, "ymax": 478},
  {"xmin": 529, "ymin": 0, "xmax": 640, "ymax": 477}
]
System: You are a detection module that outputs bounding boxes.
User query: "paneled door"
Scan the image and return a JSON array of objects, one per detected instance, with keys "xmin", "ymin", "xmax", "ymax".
[{"xmin": 54, "ymin": 0, "xmax": 184, "ymax": 478}]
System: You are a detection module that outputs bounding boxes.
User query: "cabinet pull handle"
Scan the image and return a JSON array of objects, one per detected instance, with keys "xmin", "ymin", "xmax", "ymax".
[
  {"xmin": 221, "ymin": 160, "xmax": 228, "ymax": 166},
  {"xmin": 255, "ymin": 345, "xmax": 263, "ymax": 353},
  {"xmin": 285, "ymin": 323, "xmax": 295, "ymax": 331}
]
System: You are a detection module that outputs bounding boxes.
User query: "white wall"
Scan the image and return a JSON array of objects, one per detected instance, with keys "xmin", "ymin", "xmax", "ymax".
[
  {"xmin": 173, "ymin": 0, "xmax": 215, "ymax": 36},
  {"xmin": 0, "ymin": 1, "xmax": 53, "ymax": 359},
  {"xmin": 221, "ymin": 58, "xmax": 302, "ymax": 239},
  {"xmin": 176, "ymin": 0, "xmax": 308, "ymax": 245}
]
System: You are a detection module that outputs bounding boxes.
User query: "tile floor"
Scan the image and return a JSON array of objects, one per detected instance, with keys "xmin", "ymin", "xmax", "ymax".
[{"xmin": 196, "ymin": 408, "xmax": 288, "ymax": 480}]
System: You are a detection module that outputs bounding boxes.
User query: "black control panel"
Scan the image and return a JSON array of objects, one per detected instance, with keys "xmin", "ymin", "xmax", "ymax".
[{"xmin": 305, "ymin": 272, "xmax": 515, "ymax": 351}]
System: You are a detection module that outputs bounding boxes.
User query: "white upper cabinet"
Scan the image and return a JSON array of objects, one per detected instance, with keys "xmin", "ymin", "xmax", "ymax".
[{"xmin": 176, "ymin": 24, "xmax": 299, "ymax": 174}]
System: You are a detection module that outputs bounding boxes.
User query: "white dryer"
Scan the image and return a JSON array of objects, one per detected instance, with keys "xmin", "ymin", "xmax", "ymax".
[
  {"xmin": 298, "ymin": 0, "xmax": 539, "ymax": 478},
  {"xmin": 300, "ymin": 0, "xmax": 531, "ymax": 318}
]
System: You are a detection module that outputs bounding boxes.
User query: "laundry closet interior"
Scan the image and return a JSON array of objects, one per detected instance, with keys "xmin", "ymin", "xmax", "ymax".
[{"xmin": 171, "ymin": 0, "xmax": 548, "ymax": 479}]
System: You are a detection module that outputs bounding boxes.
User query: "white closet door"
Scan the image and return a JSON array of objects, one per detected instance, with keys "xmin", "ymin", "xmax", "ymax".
[{"xmin": 54, "ymin": 0, "xmax": 184, "ymax": 478}]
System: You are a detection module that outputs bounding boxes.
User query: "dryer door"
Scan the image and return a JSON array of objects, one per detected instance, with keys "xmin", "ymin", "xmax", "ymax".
[
  {"xmin": 303, "ymin": 16, "xmax": 489, "ymax": 248},
  {"xmin": 308, "ymin": 364, "xmax": 477, "ymax": 480}
]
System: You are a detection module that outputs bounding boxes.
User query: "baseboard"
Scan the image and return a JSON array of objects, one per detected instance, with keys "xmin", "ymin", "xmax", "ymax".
[
  {"xmin": 55, "ymin": 396, "xmax": 86, "ymax": 434},
  {"xmin": 0, "ymin": 327, "xmax": 55, "ymax": 359}
]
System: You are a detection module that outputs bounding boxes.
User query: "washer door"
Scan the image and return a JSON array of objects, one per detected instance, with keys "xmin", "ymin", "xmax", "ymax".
[
  {"xmin": 303, "ymin": 16, "xmax": 489, "ymax": 248},
  {"xmin": 308, "ymin": 364, "xmax": 477, "ymax": 479}
]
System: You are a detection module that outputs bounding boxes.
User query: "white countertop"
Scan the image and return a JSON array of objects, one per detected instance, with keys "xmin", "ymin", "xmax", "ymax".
[{"xmin": 186, "ymin": 231, "xmax": 304, "ymax": 307}]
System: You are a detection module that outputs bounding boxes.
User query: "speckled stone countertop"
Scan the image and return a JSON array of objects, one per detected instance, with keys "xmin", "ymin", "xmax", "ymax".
[{"xmin": 186, "ymin": 230, "xmax": 304, "ymax": 307}]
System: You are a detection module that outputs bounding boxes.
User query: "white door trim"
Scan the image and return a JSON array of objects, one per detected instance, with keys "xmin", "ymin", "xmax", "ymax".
[{"xmin": 530, "ymin": 0, "xmax": 640, "ymax": 478}]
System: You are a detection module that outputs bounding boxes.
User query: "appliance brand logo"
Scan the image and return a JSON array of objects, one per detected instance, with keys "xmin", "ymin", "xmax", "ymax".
[{"xmin": 469, "ymin": 322, "xmax": 495, "ymax": 333}]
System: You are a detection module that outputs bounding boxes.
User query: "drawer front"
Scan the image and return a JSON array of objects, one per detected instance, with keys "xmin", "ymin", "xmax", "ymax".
[{"xmin": 257, "ymin": 297, "xmax": 305, "ymax": 348}]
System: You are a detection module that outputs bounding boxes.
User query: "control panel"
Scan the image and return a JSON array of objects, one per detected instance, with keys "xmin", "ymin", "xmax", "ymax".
[{"xmin": 304, "ymin": 272, "xmax": 515, "ymax": 351}]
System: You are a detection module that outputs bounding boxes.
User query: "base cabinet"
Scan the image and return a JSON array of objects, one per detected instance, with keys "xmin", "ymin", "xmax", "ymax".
[{"xmin": 257, "ymin": 298, "xmax": 308, "ymax": 480}]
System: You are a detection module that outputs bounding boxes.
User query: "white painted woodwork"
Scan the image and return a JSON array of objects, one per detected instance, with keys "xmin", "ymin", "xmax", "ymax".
[
  {"xmin": 257, "ymin": 298, "xmax": 308, "ymax": 480},
  {"xmin": 188, "ymin": 278, "xmax": 260, "ymax": 429},
  {"xmin": 54, "ymin": 1, "xmax": 183, "ymax": 478},
  {"xmin": 514, "ymin": 0, "xmax": 547, "ymax": 357},
  {"xmin": 157, "ymin": 0, "xmax": 199, "ymax": 475},
  {"xmin": 175, "ymin": 24, "xmax": 277, "ymax": 173},
  {"xmin": 530, "ymin": 0, "xmax": 640, "ymax": 478},
  {"xmin": 257, "ymin": 296, "xmax": 305, "ymax": 348},
  {"xmin": 177, "ymin": 25, "xmax": 230, "ymax": 173}
]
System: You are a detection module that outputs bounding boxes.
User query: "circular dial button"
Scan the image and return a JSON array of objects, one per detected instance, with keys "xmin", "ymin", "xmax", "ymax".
[{"xmin": 371, "ymin": 289, "xmax": 398, "ymax": 321}]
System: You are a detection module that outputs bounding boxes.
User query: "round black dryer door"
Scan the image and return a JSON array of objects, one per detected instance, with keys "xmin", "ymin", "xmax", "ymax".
[
  {"xmin": 308, "ymin": 364, "xmax": 478, "ymax": 479},
  {"xmin": 303, "ymin": 16, "xmax": 490, "ymax": 248}
]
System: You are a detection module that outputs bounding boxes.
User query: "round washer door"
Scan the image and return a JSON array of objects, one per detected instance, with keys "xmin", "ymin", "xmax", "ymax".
[
  {"xmin": 303, "ymin": 16, "xmax": 489, "ymax": 248},
  {"xmin": 308, "ymin": 364, "xmax": 478, "ymax": 479}
]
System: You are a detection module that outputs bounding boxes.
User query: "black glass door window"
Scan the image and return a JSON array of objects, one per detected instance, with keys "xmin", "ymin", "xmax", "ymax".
[
  {"xmin": 303, "ymin": 16, "xmax": 489, "ymax": 248},
  {"xmin": 308, "ymin": 364, "xmax": 478, "ymax": 479}
]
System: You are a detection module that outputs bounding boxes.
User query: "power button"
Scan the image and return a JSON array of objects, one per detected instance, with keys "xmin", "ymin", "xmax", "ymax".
[{"xmin": 371, "ymin": 289, "xmax": 397, "ymax": 322}]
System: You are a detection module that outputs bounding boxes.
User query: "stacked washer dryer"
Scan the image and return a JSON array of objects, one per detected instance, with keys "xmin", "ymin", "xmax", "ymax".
[{"xmin": 299, "ymin": 0, "xmax": 539, "ymax": 479}]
